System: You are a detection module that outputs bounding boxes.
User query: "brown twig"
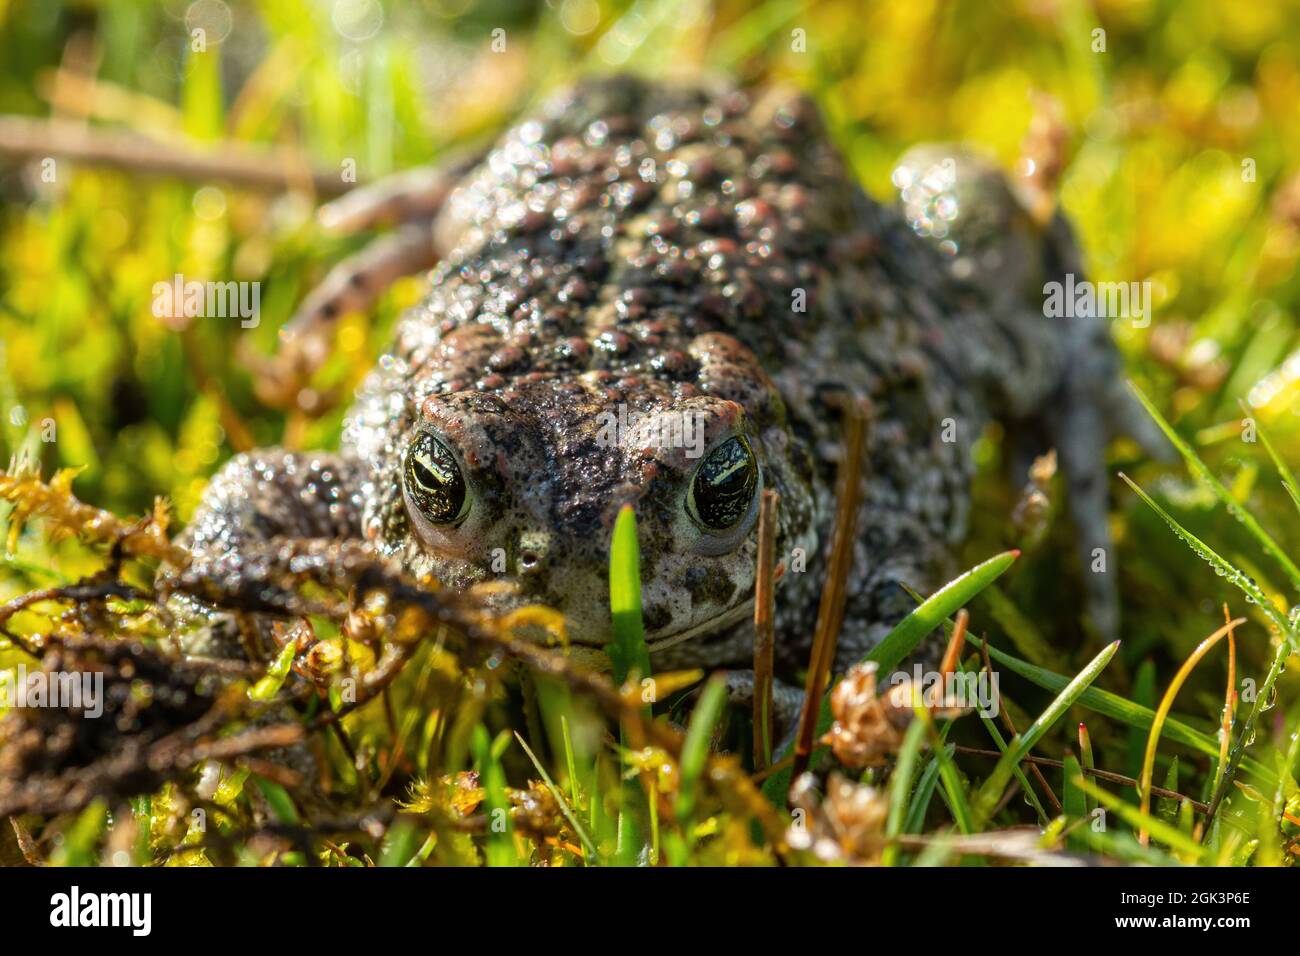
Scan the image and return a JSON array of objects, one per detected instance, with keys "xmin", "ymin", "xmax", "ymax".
[
  {"xmin": 0, "ymin": 115, "xmax": 353, "ymax": 196},
  {"xmin": 0, "ymin": 579, "xmax": 146, "ymax": 628},
  {"xmin": 792, "ymin": 397, "xmax": 870, "ymax": 782},
  {"xmin": 752, "ymin": 488, "xmax": 779, "ymax": 771},
  {"xmin": 235, "ymin": 757, "xmax": 304, "ymax": 790},
  {"xmin": 8, "ymin": 817, "xmax": 41, "ymax": 865},
  {"xmin": 939, "ymin": 609, "xmax": 968, "ymax": 675},
  {"xmin": 180, "ymin": 723, "xmax": 305, "ymax": 765},
  {"xmin": 304, "ymin": 641, "xmax": 417, "ymax": 732}
]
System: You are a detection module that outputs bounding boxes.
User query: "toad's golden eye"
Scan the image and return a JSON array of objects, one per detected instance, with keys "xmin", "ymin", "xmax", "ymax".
[
  {"xmin": 687, "ymin": 436, "xmax": 758, "ymax": 531},
  {"xmin": 404, "ymin": 433, "xmax": 468, "ymax": 525}
]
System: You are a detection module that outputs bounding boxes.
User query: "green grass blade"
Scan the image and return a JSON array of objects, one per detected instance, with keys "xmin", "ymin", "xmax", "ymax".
[
  {"xmin": 514, "ymin": 731, "xmax": 598, "ymax": 862},
  {"xmin": 473, "ymin": 725, "xmax": 517, "ymax": 867},
  {"xmin": 866, "ymin": 550, "xmax": 1019, "ymax": 675},
  {"xmin": 904, "ymin": 752, "xmax": 946, "ymax": 835},
  {"xmin": 882, "ymin": 717, "xmax": 928, "ymax": 866},
  {"xmin": 560, "ymin": 714, "xmax": 580, "ymax": 810},
  {"xmin": 182, "ymin": 42, "xmax": 224, "ymax": 142},
  {"xmin": 252, "ymin": 776, "xmax": 300, "ymax": 825},
  {"xmin": 973, "ymin": 698, "xmax": 1050, "ymax": 824},
  {"xmin": 973, "ymin": 640, "xmax": 1120, "ymax": 824},
  {"xmin": 1062, "ymin": 754, "xmax": 1088, "ymax": 852},
  {"xmin": 608, "ymin": 504, "xmax": 651, "ymax": 864},
  {"xmin": 1283, "ymin": 477, "xmax": 1300, "ymax": 515},
  {"xmin": 1158, "ymin": 758, "xmax": 1181, "ymax": 824},
  {"xmin": 1120, "ymin": 473, "xmax": 1296, "ymax": 646},
  {"xmin": 675, "ymin": 675, "xmax": 726, "ymax": 827},
  {"xmin": 379, "ymin": 817, "xmax": 420, "ymax": 867},
  {"xmin": 51, "ymin": 800, "xmax": 108, "ymax": 867},
  {"xmin": 940, "ymin": 651, "xmax": 1049, "ymax": 823},
  {"xmin": 248, "ymin": 639, "xmax": 296, "ymax": 702},
  {"xmin": 668, "ymin": 675, "xmax": 727, "ymax": 865},
  {"xmin": 1271, "ymin": 703, "xmax": 1300, "ymax": 833},
  {"xmin": 1074, "ymin": 775, "xmax": 1207, "ymax": 861},
  {"xmin": 608, "ymin": 504, "xmax": 651, "ymax": 692},
  {"xmin": 1178, "ymin": 797, "xmax": 1195, "ymax": 840},
  {"xmin": 1243, "ymin": 402, "xmax": 1300, "ymax": 519},
  {"xmin": 1080, "ymin": 828, "xmax": 1185, "ymax": 866},
  {"xmin": 1127, "ymin": 659, "xmax": 1155, "ymax": 780},
  {"xmin": 922, "ymin": 710, "xmax": 976, "ymax": 834},
  {"xmin": 965, "ymin": 632, "xmax": 1274, "ymax": 784},
  {"xmin": 1131, "ymin": 381, "xmax": 1300, "ymax": 593}
]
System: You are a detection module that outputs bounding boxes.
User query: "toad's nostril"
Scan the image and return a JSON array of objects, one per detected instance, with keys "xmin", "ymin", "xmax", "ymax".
[{"xmin": 516, "ymin": 532, "xmax": 551, "ymax": 573}]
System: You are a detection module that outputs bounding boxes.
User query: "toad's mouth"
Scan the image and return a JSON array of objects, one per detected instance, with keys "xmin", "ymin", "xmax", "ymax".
[
  {"xmin": 557, "ymin": 597, "xmax": 757, "ymax": 654},
  {"xmin": 643, "ymin": 598, "xmax": 755, "ymax": 655}
]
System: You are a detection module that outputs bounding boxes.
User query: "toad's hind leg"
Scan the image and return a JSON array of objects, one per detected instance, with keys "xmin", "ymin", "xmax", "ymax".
[
  {"xmin": 1038, "ymin": 212, "xmax": 1174, "ymax": 640},
  {"xmin": 893, "ymin": 146, "xmax": 1172, "ymax": 641}
]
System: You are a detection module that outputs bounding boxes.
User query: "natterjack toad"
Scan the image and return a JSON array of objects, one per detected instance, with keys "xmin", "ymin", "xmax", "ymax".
[{"xmin": 171, "ymin": 76, "xmax": 1165, "ymax": 721}]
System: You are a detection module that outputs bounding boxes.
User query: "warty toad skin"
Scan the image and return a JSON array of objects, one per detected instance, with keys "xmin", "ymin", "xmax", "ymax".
[{"xmin": 172, "ymin": 76, "xmax": 1165, "ymax": 718}]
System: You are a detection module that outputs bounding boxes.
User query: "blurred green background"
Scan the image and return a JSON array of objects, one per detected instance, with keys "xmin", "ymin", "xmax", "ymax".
[{"xmin": 2, "ymin": 0, "xmax": 1300, "ymax": 813}]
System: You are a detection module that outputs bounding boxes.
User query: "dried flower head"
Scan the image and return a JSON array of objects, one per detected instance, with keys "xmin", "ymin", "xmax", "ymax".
[
  {"xmin": 786, "ymin": 771, "xmax": 889, "ymax": 865},
  {"xmin": 511, "ymin": 779, "xmax": 562, "ymax": 841},
  {"xmin": 822, "ymin": 660, "xmax": 972, "ymax": 768},
  {"xmin": 822, "ymin": 661, "xmax": 905, "ymax": 768},
  {"xmin": 1011, "ymin": 450, "xmax": 1057, "ymax": 545}
]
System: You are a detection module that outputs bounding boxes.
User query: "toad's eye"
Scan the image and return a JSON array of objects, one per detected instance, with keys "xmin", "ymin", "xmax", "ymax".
[
  {"xmin": 687, "ymin": 436, "xmax": 758, "ymax": 531},
  {"xmin": 404, "ymin": 433, "xmax": 468, "ymax": 525}
]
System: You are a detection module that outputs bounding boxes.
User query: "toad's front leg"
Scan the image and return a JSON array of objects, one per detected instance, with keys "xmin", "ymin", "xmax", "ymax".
[{"xmin": 161, "ymin": 450, "xmax": 365, "ymax": 653}]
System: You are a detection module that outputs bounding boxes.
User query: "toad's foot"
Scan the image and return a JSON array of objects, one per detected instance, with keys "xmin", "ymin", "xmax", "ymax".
[{"xmin": 716, "ymin": 669, "xmax": 807, "ymax": 757}]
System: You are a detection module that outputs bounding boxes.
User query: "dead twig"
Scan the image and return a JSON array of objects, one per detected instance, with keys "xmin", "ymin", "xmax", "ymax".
[
  {"xmin": 0, "ymin": 115, "xmax": 353, "ymax": 196},
  {"xmin": 752, "ymin": 488, "xmax": 779, "ymax": 771},
  {"xmin": 792, "ymin": 397, "xmax": 870, "ymax": 782}
]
